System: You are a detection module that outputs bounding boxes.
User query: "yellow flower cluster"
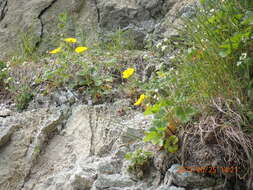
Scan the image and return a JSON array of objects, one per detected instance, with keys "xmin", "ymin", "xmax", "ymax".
[
  {"xmin": 122, "ymin": 68, "xmax": 135, "ymax": 79},
  {"xmin": 64, "ymin": 37, "xmax": 77, "ymax": 43},
  {"xmin": 49, "ymin": 47, "xmax": 62, "ymax": 54},
  {"xmin": 49, "ymin": 37, "xmax": 88, "ymax": 54},
  {"xmin": 121, "ymin": 68, "xmax": 146, "ymax": 106},
  {"xmin": 134, "ymin": 94, "xmax": 145, "ymax": 106},
  {"xmin": 75, "ymin": 46, "xmax": 88, "ymax": 53}
]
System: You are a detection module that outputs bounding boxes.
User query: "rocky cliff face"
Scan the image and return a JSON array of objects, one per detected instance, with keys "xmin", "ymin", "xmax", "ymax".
[
  {"xmin": 0, "ymin": 99, "xmax": 154, "ymax": 190},
  {"xmin": 0, "ymin": 0, "xmax": 197, "ymax": 58},
  {"xmin": 0, "ymin": 98, "xmax": 227, "ymax": 190},
  {"xmin": 1, "ymin": 1, "xmax": 229, "ymax": 190}
]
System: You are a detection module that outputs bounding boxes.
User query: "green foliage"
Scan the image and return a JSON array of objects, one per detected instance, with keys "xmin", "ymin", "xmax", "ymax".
[
  {"xmin": 177, "ymin": 0, "xmax": 253, "ymax": 102},
  {"xmin": 15, "ymin": 87, "xmax": 33, "ymax": 111},
  {"xmin": 0, "ymin": 61, "xmax": 8, "ymax": 85},
  {"xmin": 164, "ymin": 135, "xmax": 179, "ymax": 153},
  {"xmin": 174, "ymin": 106, "xmax": 196, "ymax": 123},
  {"xmin": 57, "ymin": 12, "xmax": 69, "ymax": 30},
  {"xmin": 98, "ymin": 28, "xmax": 138, "ymax": 51},
  {"xmin": 149, "ymin": 0, "xmax": 253, "ymax": 105},
  {"xmin": 18, "ymin": 27, "xmax": 39, "ymax": 60},
  {"xmin": 125, "ymin": 149, "xmax": 153, "ymax": 177},
  {"xmin": 125, "ymin": 149, "xmax": 153, "ymax": 165},
  {"xmin": 37, "ymin": 36, "xmax": 122, "ymax": 104},
  {"xmin": 139, "ymin": 0, "xmax": 253, "ymax": 152},
  {"xmin": 71, "ymin": 62, "xmax": 114, "ymax": 103}
]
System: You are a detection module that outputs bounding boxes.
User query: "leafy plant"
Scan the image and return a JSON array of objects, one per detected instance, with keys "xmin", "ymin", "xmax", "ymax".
[
  {"xmin": 164, "ymin": 135, "xmax": 179, "ymax": 153},
  {"xmin": 15, "ymin": 87, "xmax": 33, "ymax": 111},
  {"xmin": 125, "ymin": 149, "xmax": 153, "ymax": 178},
  {"xmin": 0, "ymin": 61, "xmax": 8, "ymax": 85},
  {"xmin": 98, "ymin": 28, "xmax": 138, "ymax": 51},
  {"xmin": 136, "ymin": 0, "xmax": 253, "ymax": 154},
  {"xmin": 17, "ymin": 27, "xmax": 39, "ymax": 60}
]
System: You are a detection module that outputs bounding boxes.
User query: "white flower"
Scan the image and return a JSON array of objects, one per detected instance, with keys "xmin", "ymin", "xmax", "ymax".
[
  {"xmin": 161, "ymin": 45, "xmax": 167, "ymax": 52},
  {"xmin": 163, "ymin": 38, "xmax": 169, "ymax": 43},
  {"xmin": 240, "ymin": 53, "xmax": 247, "ymax": 60},
  {"xmin": 143, "ymin": 54, "xmax": 149, "ymax": 60},
  {"xmin": 6, "ymin": 77, "xmax": 12, "ymax": 83},
  {"xmin": 237, "ymin": 61, "xmax": 242, "ymax": 66},
  {"xmin": 156, "ymin": 42, "xmax": 162, "ymax": 48},
  {"xmin": 169, "ymin": 55, "xmax": 175, "ymax": 60}
]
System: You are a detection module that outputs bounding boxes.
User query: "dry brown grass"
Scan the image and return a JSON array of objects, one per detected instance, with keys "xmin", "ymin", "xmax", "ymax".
[{"xmin": 179, "ymin": 98, "xmax": 253, "ymax": 187}]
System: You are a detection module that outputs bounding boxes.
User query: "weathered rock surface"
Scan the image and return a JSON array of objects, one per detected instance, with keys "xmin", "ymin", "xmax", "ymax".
[
  {"xmin": 0, "ymin": 99, "xmax": 154, "ymax": 189},
  {"xmin": 0, "ymin": 106, "xmax": 68, "ymax": 190},
  {"xmin": 0, "ymin": 0, "xmax": 198, "ymax": 58},
  {"xmin": 164, "ymin": 164, "xmax": 223, "ymax": 189},
  {"xmin": 0, "ymin": 96, "xmax": 229, "ymax": 190}
]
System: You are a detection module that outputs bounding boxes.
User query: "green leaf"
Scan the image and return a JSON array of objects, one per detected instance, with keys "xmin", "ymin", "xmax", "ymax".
[
  {"xmin": 95, "ymin": 80, "xmax": 103, "ymax": 86},
  {"xmin": 153, "ymin": 119, "xmax": 168, "ymax": 128},
  {"xmin": 164, "ymin": 136, "xmax": 179, "ymax": 153},
  {"xmin": 247, "ymin": 111, "xmax": 253, "ymax": 121},
  {"xmin": 144, "ymin": 99, "xmax": 171, "ymax": 115},
  {"xmin": 156, "ymin": 126, "xmax": 166, "ymax": 132},
  {"xmin": 148, "ymin": 127, "xmax": 157, "ymax": 132},
  {"xmin": 125, "ymin": 152, "xmax": 133, "ymax": 160},
  {"xmin": 143, "ymin": 131, "xmax": 164, "ymax": 146},
  {"xmin": 168, "ymin": 135, "xmax": 179, "ymax": 144},
  {"xmin": 175, "ymin": 106, "xmax": 196, "ymax": 123},
  {"xmin": 219, "ymin": 50, "xmax": 230, "ymax": 58},
  {"xmin": 144, "ymin": 105, "xmax": 154, "ymax": 115},
  {"xmin": 242, "ymin": 11, "xmax": 253, "ymax": 25},
  {"xmin": 165, "ymin": 144, "xmax": 179, "ymax": 153}
]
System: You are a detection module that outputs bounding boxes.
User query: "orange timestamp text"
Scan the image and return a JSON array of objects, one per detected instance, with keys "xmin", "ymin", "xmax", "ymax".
[{"xmin": 177, "ymin": 166, "xmax": 239, "ymax": 174}]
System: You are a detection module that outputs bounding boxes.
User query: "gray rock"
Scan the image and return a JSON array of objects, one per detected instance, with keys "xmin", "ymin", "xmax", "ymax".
[
  {"xmin": 113, "ymin": 145, "xmax": 130, "ymax": 159},
  {"xmin": 121, "ymin": 127, "xmax": 145, "ymax": 144},
  {"xmin": 153, "ymin": 150, "xmax": 173, "ymax": 174},
  {"xmin": 70, "ymin": 168, "xmax": 97, "ymax": 190},
  {"xmin": 154, "ymin": 0, "xmax": 199, "ymax": 39},
  {"xmin": 97, "ymin": 159, "xmax": 122, "ymax": 174},
  {"xmin": 0, "ymin": 108, "xmax": 65, "ymax": 190},
  {"xmin": 0, "ymin": 100, "xmax": 154, "ymax": 189},
  {"xmin": 51, "ymin": 89, "xmax": 77, "ymax": 106},
  {"xmin": 0, "ymin": 124, "xmax": 16, "ymax": 147},
  {"xmin": 157, "ymin": 185, "xmax": 185, "ymax": 190},
  {"xmin": 0, "ymin": 107, "xmax": 11, "ymax": 117},
  {"xmin": 93, "ymin": 174, "xmax": 135, "ymax": 189},
  {"xmin": 165, "ymin": 164, "xmax": 222, "ymax": 189},
  {"xmin": 0, "ymin": 0, "xmax": 197, "ymax": 58}
]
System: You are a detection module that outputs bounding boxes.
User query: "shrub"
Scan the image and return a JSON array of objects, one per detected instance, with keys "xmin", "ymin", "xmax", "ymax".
[
  {"xmin": 125, "ymin": 149, "xmax": 153, "ymax": 179},
  {"xmin": 98, "ymin": 28, "xmax": 139, "ymax": 51},
  {"xmin": 15, "ymin": 87, "xmax": 33, "ymax": 111},
  {"xmin": 0, "ymin": 61, "xmax": 8, "ymax": 85},
  {"xmin": 140, "ymin": 0, "xmax": 253, "ymax": 150}
]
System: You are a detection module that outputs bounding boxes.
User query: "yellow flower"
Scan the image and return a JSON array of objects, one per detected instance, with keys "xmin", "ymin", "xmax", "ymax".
[
  {"xmin": 134, "ymin": 94, "xmax": 145, "ymax": 106},
  {"xmin": 122, "ymin": 68, "xmax": 135, "ymax": 79},
  {"xmin": 75, "ymin": 46, "xmax": 88, "ymax": 53},
  {"xmin": 157, "ymin": 71, "xmax": 166, "ymax": 78},
  {"xmin": 64, "ymin": 38, "xmax": 77, "ymax": 43},
  {"xmin": 49, "ymin": 47, "xmax": 62, "ymax": 54}
]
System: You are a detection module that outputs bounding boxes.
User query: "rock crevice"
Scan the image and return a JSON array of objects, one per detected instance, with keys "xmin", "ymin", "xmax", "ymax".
[
  {"xmin": 94, "ymin": 0, "xmax": 101, "ymax": 23},
  {"xmin": 36, "ymin": 0, "xmax": 58, "ymax": 47},
  {"xmin": 0, "ymin": 0, "xmax": 8, "ymax": 22}
]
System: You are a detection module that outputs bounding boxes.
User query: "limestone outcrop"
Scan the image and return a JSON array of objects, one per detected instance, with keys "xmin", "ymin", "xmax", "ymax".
[
  {"xmin": 0, "ymin": 97, "xmax": 227, "ymax": 190},
  {"xmin": 0, "ymin": 0, "xmax": 197, "ymax": 58}
]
